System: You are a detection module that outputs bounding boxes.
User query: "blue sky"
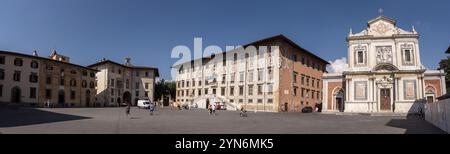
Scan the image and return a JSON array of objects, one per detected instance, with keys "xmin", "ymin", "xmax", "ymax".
[{"xmin": 0, "ymin": 0, "xmax": 449, "ymax": 80}]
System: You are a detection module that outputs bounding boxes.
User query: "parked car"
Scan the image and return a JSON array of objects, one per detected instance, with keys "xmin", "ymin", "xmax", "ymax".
[
  {"xmin": 137, "ymin": 100, "xmax": 151, "ymax": 109},
  {"xmin": 301, "ymin": 106, "xmax": 313, "ymax": 113}
]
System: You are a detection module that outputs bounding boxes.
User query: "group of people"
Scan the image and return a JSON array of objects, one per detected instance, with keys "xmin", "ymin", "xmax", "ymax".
[
  {"xmin": 207, "ymin": 103, "xmax": 217, "ymax": 115},
  {"xmin": 125, "ymin": 102, "xmax": 156, "ymax": 117}
]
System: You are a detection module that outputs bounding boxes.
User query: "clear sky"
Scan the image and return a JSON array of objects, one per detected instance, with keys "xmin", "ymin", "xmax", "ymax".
[{"xmin": 0, "ymin": 0, "xmax": 449, "ymax": 80}]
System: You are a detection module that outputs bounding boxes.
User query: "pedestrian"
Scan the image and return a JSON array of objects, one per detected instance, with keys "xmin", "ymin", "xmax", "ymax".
[
  {"xmin": 149, "ymin": 102, "xmax": 155, "ymax": 116},
  {"xmin": 211, "ymin": 103, "xmax": 216, "ymax": 116},
  {"xmin": 126, "ymin": 104, "xmax": 131, "ymax": 117},
  {"xmin": 208, "ymin": 104, "xmax": 212, "ymax": 115}
]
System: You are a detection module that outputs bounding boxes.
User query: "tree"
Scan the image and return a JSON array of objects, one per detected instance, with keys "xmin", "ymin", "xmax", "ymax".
[
  {"xmin": 439, "ymin": 48, "xmax": 450, "ymax": 93},
  {"xmin": 154, "ymin": 79, "xmax": 176, "ymax": 101}
]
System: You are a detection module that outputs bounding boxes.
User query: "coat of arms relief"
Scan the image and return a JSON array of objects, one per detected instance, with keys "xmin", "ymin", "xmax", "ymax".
[{"xmin": 376, "ymin": 46, "xmax": 392, "ymax": 64}]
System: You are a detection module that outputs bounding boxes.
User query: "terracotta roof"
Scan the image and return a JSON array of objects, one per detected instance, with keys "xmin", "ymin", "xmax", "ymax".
[
  {"xmin": 0, "ymin": 50, "xmax": 98, "ymax": 71},
  {"xmin": 88, "ymin": 59, "xmax": 159, "ymax": 77},
  {"xmin": 173, "ymin": 34, "xmax": 329, "ymax": 67}
]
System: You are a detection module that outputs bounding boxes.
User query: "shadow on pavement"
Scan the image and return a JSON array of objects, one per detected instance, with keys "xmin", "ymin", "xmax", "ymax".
[
  {"xmin": 385, "ymin": 114, "xmax": 446, "ymax": 134},
  {"xmin": 0, "ymin": 107, "xmax": 91, "ymax": 128}
]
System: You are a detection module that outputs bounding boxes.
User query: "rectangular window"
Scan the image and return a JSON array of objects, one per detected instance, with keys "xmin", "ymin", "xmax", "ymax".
[
  {"xmin": 267, "ymin": 99, "xmax": 273, "ymax": 104},
  {"xmin": 212, "ymin": 89, "xmax": 216, "ymax": 95},
  {"xmin": 192, "ymin": 79, "xmax": 196, "ymax": 86},
  {"xmin": 248, "ymin": 85, "xmax": 253, "ymax": 96},
  {"xmin": 111, "ymin": 79, "xmax": 115, "ymax": 87},
  {"xmin": 230, "ymin": 87, "xmax": 234, "ymax": 96},
  {"xmin": 144, "ymin": 91, "xmax": 148, "ymax": 97},
  {"xmin": 222, "ymin": 74, "xmax": 226, "ymax": 84},
  {"xmin": 198, "ymin": 89, "xmax": 201, "ymax": 96},
  {"xmin": 248, "ymin": 99, "xmax": 253, "ymax": 104},
  {"xmin": 29, "ymin": 73, "xmax": 38, "ymax": 83},
  {"xmin": 306, "ymin": 89, "xmax": 310, "ymax": 98},
  {"xmin": 301, "ymin": 75, "xmax": 305, "ymax": 85},
  {"xmin": 293, "ymin": 87, "xmax": 297, "ymax": 96},
  {"xmin": 0, "ymin": 56, "xmax": 4, "ymax": 64},
  {"xmin": 70, "ymin": 90, "xmax": 76, "ymax": 100},
  {"xmin": 312, "ymin": 91, "xmax": 315, "ymax": 99},
  {"xmin": 258, "ymin": 84, "xmax": 263, "ymax": 95},
  {"xmin": 239, "ymin": 86, "xmax": 244, "ymax": 96},
  {"xmin": 13, "ymin": 71, "xmax": 21, "ymax": 81},
  {"xmin": 136, "ymin": 91, "xmax": 139, "ymax": 97},
  {"xmin": 357, "ymin": 51, "xmax": 364, "ymax": 64},
  {"xmin": 0, "ymin": 69, "xmax": 4, "ymax": 80},
  {"xmin": 268, "ymin": 67, "xmax": 273, "ymax": 81},
  {"xmin": 46, "ymin": 77, "xmax": 52, "ymax": 84},
  {"xmin": 204, "ymin": 89, "xmax": 208, "ymax": 95},
  {"xmin": 136, "ymin": 71, "xmax": 140, "ymax": 77},
  {"xmin": 30, "ymin": 87, "xmax": 37, "ymax": 98},
  {"xmin": 405, "ymin": 49, "xmax": 412, "ymax": 62},
  {"xmin": 136, "ymin": 82, "xmax": 139, "ymax": 89},
  {"xmin": 239, "ymin": 72, "xmax": 244, "ymax": 82},
  {"xmin": 145, "ymin": 83, "xmax": 149, "ymax": 89},
  {"xmin": 239, "ymin": 99, "xmax": 243, "ymax": 104},
  {"xmin": 145, "ymin": 71, "xmax": 149, "ymax": 77},
  {"xmin": 221, "ymin": 87, "xmax": 225, "ymax": 96},
  {"xmin": 258, "ymin": 69, "xmax": 263, "ymax": 81},
  {"xmin": 306, "ymin": 77, "xmax": 310, "ymax": 86},
  {"xmin": 0, "ymin": 85, "xmax": 3, "ymax": 97},
  {"xmin": 293, "ymin": 72, "xmax": 298, "ymax": 84},
  {"xmin": 257, "ymin": 99, "xmax": 263, "ymax": 104},
  {"xmin": 230, "ymin": 73, "xmax": 235, "ymax": 83},
  {"xmin": 268, "ymin": 84, "xmax": 273, "ymax": 95},
  {"xmin": 312, "ymin": 78, "xmax": 315, "ymax": 87},
  {"xmin": 317, "ymin": 80, "xmax": 320, "ymax": 88},
  {"xmin": 60, "ymin": 78, "xmax": 65, "ymax": 85},
  {"xmin": 111, "ymin": 89, "xmax": 114, "ymax": 96},
  {"xmin": 46, "ymin": 89, "xmax": 51, "ymax": 99},
  {"xmin": 301, "ymin": 88, "xmax": 305, "ymax": 97}
]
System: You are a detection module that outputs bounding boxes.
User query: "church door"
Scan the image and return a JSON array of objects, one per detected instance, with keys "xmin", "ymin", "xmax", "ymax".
[{"xmin": 380, "ymin": 89, "xmax": 391, "ymax": 110}]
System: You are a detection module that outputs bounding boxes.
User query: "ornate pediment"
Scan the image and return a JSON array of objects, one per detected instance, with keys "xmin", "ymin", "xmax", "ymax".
[
  {"xmin": 348, "ymin": 15, "xmax": 417, "ymax": 39},
  {"xmin": 372, "ymin": 63, "xmax": 399, "ymax": 72}
]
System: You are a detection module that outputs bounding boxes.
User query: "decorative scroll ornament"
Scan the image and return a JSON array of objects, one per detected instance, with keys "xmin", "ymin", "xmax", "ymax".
[{"xmin": 376, "ymin": 76, "xmax": 394, "ymax": 89}]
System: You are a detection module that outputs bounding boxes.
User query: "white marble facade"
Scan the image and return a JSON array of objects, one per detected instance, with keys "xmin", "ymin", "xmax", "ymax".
[{"xmin": 322, "ymin": 16, "xmax": 446, "ymax": 113}]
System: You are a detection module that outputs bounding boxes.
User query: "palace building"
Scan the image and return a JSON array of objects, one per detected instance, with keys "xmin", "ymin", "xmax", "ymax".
[
  {"xmin": 173, "ymin": 35, "xmax": 328, "ymax": 112},
  {"xmin": 0, "ymin": 50, "xmax": 98, "ymax": 107},
  {"xmin": 88, "ymin": 58, "xmax": 159, "ymax": 107},
  {"xmin": 322, "ymin": 15, "xmax": 446, "ymax": 113}
]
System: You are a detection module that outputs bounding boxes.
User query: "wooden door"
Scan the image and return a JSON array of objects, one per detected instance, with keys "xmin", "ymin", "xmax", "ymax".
[{"xmin": 380, "ymin": 89, "xmax": 391, "ymax": 110}]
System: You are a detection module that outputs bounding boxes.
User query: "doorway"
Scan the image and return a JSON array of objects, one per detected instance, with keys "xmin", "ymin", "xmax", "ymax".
[
  {"xmin": 11, "ymin": 87, "xmax": 21, "ymax": 103},
  {"xmin": 58, "ymin": 90, "xmax": 65, "ymax": 105},
  {"xmin": 380, "ymin": 89, "xmax": 391, "ymax": 110},
  {"xmin": 336, "ymin": 98, "xmax": 344, "ymax": 112},
  {"xmin": 206, "ymin": 99, "xmax": 210, "ymax": 109}
]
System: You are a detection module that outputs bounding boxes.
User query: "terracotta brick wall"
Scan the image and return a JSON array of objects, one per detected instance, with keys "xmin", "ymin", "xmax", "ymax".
[
  {"xmin": 326, "ymin": 82, "xmax": 344, "ymax": 110},
  {"xmin": 425, "ymin": 79, "xmax": 443, "ymax": 97}
]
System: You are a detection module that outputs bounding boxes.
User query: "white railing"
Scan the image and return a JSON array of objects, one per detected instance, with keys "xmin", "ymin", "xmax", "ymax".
[{"xmin": 425, "ymin": 99, "xmax": 450, "ymax": 133}]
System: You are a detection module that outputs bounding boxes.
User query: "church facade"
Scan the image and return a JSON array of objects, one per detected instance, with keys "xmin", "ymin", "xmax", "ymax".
[{"xmin": 322, "ymin": 15, "xmax": 446, "ymax": 113}]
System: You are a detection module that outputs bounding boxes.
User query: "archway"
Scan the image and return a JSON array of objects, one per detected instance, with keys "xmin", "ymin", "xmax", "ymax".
[
  {"xmin": 123, "ymin": 91, "xmax": 131, "ymax": 106},
  {"xmin": 333, "ymin": 87, "xmax": 345, "ymax": 112},
  {"xmin": 425, "ymin": 86, "xmax": 436, "ymax": 104},
  {"xmin": 58, "ymin": 90, "xmax": 65, "ymax": 105},
  {"xmin": 11, "ymin": 87, "xmax": 21, "ymax": 103}
]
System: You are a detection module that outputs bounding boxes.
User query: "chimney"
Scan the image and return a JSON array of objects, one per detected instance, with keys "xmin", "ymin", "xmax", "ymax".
[
  {"xmin": 124, "ymin": 57, "xmax": 131, "ymax": 66},
  {"xmin": 32, "ymin": 50, "xmax": 38, "ymax": 56}
]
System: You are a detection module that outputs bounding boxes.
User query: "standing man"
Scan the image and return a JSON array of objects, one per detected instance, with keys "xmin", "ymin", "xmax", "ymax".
[{"xmin": 211, "ymin": 103, "xmax": 217, "ymax": 116}]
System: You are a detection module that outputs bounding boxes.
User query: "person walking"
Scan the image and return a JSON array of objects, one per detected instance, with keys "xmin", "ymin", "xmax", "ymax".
[
  {"xmin": 149, "ymin": 102, "xmax": 155, "ymax": 116},
  {"xmin": 125, "ymin": 104, "xmax": 131, "ymax": 118},
  {"xmin": 208, "ymin": 104, "xmax": 212, "ymax": 115},
  {"xmin": 211, "ymin": 103, "xmax": 217, "ymax": 116}
]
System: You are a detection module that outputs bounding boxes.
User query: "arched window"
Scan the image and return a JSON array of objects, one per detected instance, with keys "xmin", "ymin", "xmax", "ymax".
[
  {"xmin": 89, "ymin": 81, "xmax": 95, "ymax": 88},
  {"xmin": 82, "ymin": 80, "xmax": 87, "ymax": 88},
  {"xmin": 30, "ymin": 60, "xmax": 38, "ymax": 68},
  {"xmin": 70, "ymin": 79, "xmax": 77, "ymax": 87},
  {"xmin": 14, "ymin": 58, "xmax": 23, "ymax": 66}
]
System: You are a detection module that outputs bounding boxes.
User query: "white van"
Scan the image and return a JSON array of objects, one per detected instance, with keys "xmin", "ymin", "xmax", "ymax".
[{"xmin": 137, "ymin": 100, "xmax": 151, "ymax": 109}]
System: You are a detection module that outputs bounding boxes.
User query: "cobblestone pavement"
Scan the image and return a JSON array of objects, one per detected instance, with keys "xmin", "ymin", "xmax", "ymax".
[{"xmin": 0, "ymin": 107, "xmax": 445, "ymax": 134}]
